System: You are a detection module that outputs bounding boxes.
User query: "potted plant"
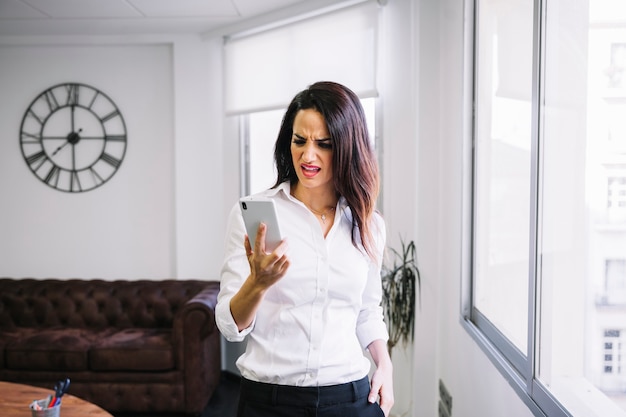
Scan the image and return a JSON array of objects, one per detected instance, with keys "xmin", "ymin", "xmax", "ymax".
[{"xmin": 381, "ymin": 238, "xmax": 421, "ymax": 356}]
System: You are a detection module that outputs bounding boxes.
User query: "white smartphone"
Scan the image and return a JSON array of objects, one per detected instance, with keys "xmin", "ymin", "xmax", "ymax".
[{"xmin": 239, "ymin": 197, "xmax": 283, "ymax": 252}]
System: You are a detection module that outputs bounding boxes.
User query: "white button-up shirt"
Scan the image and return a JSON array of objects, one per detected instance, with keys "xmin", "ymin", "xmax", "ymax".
[{"xmin": 216, "ymin": 182, "xmax": 389, "ymax": 387}]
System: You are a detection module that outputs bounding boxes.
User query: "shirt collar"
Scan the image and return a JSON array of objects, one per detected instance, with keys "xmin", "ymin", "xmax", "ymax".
[
  {"xmin": 269, "ymin": 182, "xmax": 348, "ymax": 211},
  {"xmin": 265, "ymin": 182, "xmax": 290, "ymax": 198}
]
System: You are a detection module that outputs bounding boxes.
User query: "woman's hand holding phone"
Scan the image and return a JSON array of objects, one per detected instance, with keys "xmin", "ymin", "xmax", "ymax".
[{"xmin": 244, "ymin": 222, "xmax": 290, "ymax": 289}]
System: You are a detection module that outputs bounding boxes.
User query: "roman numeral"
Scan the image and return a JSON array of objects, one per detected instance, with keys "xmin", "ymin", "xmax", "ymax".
[
  {"xmin": 88, "ymin": 91, "xmax": 100, "ymax": 109},
  {"xmin": 27, "ymin": 109, "xmax": 44, "ymax": 125},
  {"xmin": 21, "ymin": 131, "xmax": 42, "ymax": 143},
  {"xmin": 44, "ymin": 165, "xmax": 60, "ymax": 187},
  {"xmin": 44, "ymin": 90, "xmax": 60, "ymax": 112},
  {"xmin": 100, "ymin": 110, "xmax": 120, "ymax": 123},
  {"xmin": 89, "ymin": 167, "xmax": 104, "ymax": 185},
  {"xmin": 65, "ymin": 84, "xmax": 80, "ymax": 106},
  {"xmin": 70, "ymin": 171, "xmax": 82, "ymax": 192},
  {"xmin": 26, "ymin": 151, "xmax": 47, "ymax": 168},
  {"xmin": 100, "ymin": 153, "xmax": 121, "ymax": 168}
]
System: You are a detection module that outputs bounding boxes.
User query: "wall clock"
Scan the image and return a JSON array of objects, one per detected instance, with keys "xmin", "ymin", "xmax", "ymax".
[{"xmin": 19, "ymin": 82, "xmax": 127, "ymax": 193}]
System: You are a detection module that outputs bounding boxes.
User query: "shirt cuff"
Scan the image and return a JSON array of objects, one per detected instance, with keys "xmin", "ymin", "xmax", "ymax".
[
  {"xmin": 356, "ymin": 320, "xmax": 389, "ymax": 350},
  {"xmin": 215, "ymin": 299, "xmax": 255, "ymax": 342}
]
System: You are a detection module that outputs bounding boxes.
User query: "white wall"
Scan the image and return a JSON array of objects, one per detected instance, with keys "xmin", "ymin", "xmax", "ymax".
[
  {"xmin": 378, "ymin": 0, "xmax": 419, "ymax": 414},
  {"xmin": 172, "ymin": 35, "xmax": 226, "ymax": 279},
  {"xmin": 0, "ymin": 35, "xmax": 224, "ymax": 280}
]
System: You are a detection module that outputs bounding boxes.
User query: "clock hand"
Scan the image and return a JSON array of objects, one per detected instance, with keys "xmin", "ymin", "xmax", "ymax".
[
  {"xmin": 51, "ymin": 141, "xmax": 69, "ymax": 156},
  {"xmin": 52, "ymin": 128, "xmax": 83, "ymax": 156}
]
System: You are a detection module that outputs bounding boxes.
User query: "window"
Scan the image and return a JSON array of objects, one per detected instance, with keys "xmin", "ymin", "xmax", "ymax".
[
  {"xmin": 464, "ymin": 0, "xmax": 626, "ymax": 416},
  {"xmin": 608, "ymin": 176, "xmax": 626, "ymax": 208},
  {"xmin": 603, "ymin": 259, "xmax": 626, "ymax": 305},
  {"xmin": 471, "ymin": 0, "xmax": 534, "ymax": 361},
  {"xmin": 609, "ymin": 43, "xmax": 626, "ymax": 89},
  {"xmin": 246, "ymin": 109, "xmax": 284, "ymax": 195},
  {"xmin": 603, "ymin": 330, "xmax": 623, "ymax": 377}
]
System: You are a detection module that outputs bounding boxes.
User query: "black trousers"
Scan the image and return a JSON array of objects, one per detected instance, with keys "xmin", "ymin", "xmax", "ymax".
[{"xmin": 237, "ymin": 376, "xmax": 385, "ymax": 417}]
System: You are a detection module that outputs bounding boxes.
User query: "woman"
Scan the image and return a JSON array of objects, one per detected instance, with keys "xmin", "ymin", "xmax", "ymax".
[{"xmin": 216, "ymin": 81, "xmax": 394, "ymax": 417}]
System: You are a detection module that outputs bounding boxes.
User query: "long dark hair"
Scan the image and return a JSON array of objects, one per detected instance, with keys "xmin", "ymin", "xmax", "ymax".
[{"xmin": 273, "ymin": 81, "xmax": 380, "ymax": 259}]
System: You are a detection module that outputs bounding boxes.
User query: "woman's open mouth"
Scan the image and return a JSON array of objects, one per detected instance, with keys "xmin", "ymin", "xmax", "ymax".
[{"xmin": 301, "ymin": 163, "xmax": 321, "ymax": 178}]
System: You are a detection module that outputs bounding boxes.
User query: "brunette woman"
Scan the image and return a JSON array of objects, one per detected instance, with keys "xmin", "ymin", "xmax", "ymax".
[{"xmin": 216, "ymin": 81, "xmax": 394, "ymax": 417}]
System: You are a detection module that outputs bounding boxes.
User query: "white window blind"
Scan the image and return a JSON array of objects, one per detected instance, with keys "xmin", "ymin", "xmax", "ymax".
[{"xmin": 223, "ymin": 1, "xmax": 380, "ymax": 115}]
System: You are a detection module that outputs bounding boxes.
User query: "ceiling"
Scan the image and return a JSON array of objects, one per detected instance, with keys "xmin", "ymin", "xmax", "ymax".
[{"xmin": 0, "ymin": 0, "xmax": 309, "ymax": 36}]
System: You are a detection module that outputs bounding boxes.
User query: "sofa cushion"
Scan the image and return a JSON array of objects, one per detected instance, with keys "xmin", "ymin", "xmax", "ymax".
[
  {"xmin": 90, "ymin": 328, "xmax": 174, "ymax": 371},
  {"xmin": 5, "ymin": 328, "xmax": 96, "ymax": 371},
  {"xmin": 0, "ymin": 330, "xmax": 26, "ymax": 370}
]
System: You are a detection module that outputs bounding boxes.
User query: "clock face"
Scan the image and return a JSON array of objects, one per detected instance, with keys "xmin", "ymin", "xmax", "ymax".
[{"xmin": 20, "ymin": 83, "xmax": 127, "ymax": 193}]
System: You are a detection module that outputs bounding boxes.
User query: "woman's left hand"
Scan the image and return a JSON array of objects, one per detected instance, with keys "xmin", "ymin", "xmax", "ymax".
[{"xmin": 367, "ymin": 340, "xmax": 394, "ymax": 416}]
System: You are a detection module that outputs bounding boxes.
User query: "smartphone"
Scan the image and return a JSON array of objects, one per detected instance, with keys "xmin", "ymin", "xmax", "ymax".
[{"xmin": 239, "ymin": 197, "xmax": 283, "ymax": 252}]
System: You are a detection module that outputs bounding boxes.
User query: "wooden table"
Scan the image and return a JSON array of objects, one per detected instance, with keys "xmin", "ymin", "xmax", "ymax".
[{"xmin": 0, "ymin": 381, "xmax": 112, "ymax": 417}]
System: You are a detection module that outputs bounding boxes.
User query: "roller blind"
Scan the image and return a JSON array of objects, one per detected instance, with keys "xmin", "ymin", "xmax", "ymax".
[{"xmin": 223, "ymin": 1, "xmax": 380, "ymax": 115}]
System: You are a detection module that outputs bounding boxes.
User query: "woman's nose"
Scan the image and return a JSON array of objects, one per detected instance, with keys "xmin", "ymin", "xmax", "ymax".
[{"xmin": 302, "ymin": 141, "xmax": 316, "ymax": 161}]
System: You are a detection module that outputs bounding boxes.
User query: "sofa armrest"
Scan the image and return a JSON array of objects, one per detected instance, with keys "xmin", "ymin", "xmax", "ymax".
[{"xmin": 173, "ymin": 281, "xmax": 221, "ymax": 413}]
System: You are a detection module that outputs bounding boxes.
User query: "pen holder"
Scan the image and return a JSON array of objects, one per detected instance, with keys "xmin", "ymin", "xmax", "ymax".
[{"xmin": 30, "ymin": 398, "xmax": 61, "ymax": 417}]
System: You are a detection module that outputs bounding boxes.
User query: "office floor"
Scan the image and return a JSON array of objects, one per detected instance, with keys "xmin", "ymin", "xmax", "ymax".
[{"xmin": 113, "ymin": 371, "xmax": 240, "ymax": 417}]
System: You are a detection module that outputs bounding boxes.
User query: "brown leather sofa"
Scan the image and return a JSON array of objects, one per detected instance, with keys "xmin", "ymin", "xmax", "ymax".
[{"xmin": 0, "ymin": 278, "xmax": 221, "ymax": 415}]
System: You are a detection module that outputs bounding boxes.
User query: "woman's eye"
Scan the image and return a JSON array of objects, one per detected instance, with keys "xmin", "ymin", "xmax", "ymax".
[
  {"xmin": 292, "ymin": 138, "xmax": 306, "ymax": 146},
  {"xmin": 318, "ymin": 142, "xmax": 333, "ymax": 149}
]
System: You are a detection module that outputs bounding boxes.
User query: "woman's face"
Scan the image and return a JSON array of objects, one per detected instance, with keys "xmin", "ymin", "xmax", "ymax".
[{"xmin": 290, "ymin": 109, "xmax": 334, "ymax": 192}]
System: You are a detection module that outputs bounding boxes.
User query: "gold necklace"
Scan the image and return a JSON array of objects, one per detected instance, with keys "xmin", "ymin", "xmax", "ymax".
[{"xmin": 308, "ymin": 206, "xmax": 336, "ymax": 224}]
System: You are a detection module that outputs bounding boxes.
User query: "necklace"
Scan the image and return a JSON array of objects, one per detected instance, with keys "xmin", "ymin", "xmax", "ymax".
[{"xmin": 308, "ymin": 206, "xmax": 336, "ymax": 224}]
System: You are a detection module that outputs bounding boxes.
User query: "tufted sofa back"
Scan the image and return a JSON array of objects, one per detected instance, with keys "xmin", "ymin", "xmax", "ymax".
[{"xmin": 0, "ymin": 278, "xmax": 211, "ymax": 330}]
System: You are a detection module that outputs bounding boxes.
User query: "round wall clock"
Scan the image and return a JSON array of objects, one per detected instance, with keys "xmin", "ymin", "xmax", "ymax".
[{"xmin": 19, "ymin": 82, "xmax": 127, "ymax": 193}]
